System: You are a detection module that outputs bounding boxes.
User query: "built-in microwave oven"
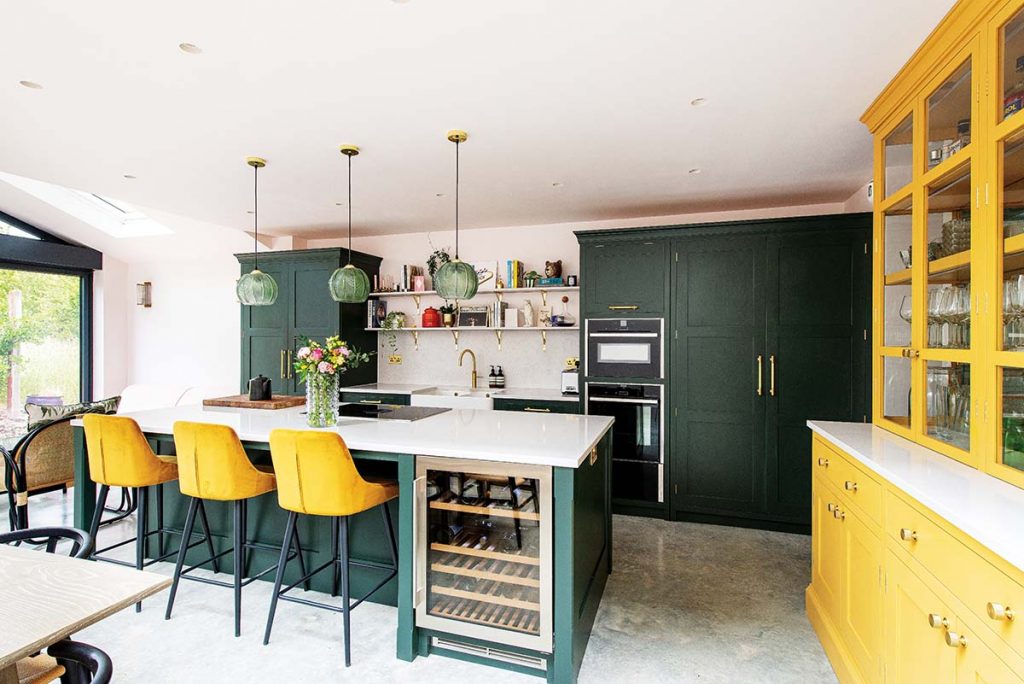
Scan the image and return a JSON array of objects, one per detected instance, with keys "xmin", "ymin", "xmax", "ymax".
[{"xmin": 585, "ymin": 318, "xmax": 663, "ymax": 379}]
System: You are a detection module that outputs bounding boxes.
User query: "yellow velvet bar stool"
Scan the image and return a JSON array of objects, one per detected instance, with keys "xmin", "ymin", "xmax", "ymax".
[
  {"xmin": 165, "ymin": 421, "xmax": 308, "ymax": 637},
  {"xmin": 82, "ymin": 414, "xmax": 219, "ymax": 612},
  {"xmin": 263, "ymin": 429, "xmax": 399, "ymax": 667}
]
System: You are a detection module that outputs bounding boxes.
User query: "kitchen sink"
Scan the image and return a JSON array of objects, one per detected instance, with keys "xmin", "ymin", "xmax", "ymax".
[{"xmin": 410, "ymin": 387, "xmax": 503, "ymax": 410}]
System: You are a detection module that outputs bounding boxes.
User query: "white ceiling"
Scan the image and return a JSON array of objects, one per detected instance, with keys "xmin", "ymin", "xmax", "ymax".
[{"xmin": 0, "ymin": 0, "xmax": 954, "ymax": 242}]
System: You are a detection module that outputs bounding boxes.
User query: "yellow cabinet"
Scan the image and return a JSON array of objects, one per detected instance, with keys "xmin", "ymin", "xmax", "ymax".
[
  {"xmin": 812, "ymin": 475, "xmax": 843, "ymax": 620},
  {"xmin": 865, "ymin": 0, "xmax": 1024, "ymax": 490},
  {"xmin": 886, "ymin": 553, "xmax": 959, "ymax": 683},
  {"xmin": 841, "ymin": 510, "xmax": 884, "ymax": 682},
  {"xmin": 957, "ymin": 627, "xmax": 1024, "ymax": 684}
]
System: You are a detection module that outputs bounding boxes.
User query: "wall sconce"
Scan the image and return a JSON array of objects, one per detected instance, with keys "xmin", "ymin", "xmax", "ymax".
[{"xmin": 136, "ymin": 281, "xmax": 152, "ymax": 308}]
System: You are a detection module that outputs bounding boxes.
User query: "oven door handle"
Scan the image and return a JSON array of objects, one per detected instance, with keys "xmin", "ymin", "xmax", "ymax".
[
  {"xmin": 589, "ymin": 397, "xmax": 659, "ymax": 405},
  {"xmin": 588, "ymin": 332, "xmax": 659, "ymax": 338}
]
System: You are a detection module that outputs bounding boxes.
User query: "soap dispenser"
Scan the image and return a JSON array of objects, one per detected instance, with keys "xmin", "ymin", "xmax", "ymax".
[
  {"xmin": 488, "ymin": 366, "xmax": 497, "ymax": 389},
  {"xmin": 495, "ymin": 366, "xmax": 506, "ymax": 389}
]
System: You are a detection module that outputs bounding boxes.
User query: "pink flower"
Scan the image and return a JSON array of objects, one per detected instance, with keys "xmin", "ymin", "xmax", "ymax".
[
  {"xmin": 337, "ymin": 347, "xmax": 350, "ymax": 357},
  {"xmin": 317, "ymin": 361, "xmax": 335, "ymax": 374},
  {"xmin": 296, "ymin": 347, "xmax": 310, "ymax": 359},
  {"xmin": 310, "ymin": 349, "xmax": 323, "ymax": 361}
]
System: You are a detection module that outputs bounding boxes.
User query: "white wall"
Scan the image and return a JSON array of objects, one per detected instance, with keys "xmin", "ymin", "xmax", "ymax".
[{"xmin": 90, "ymin": 197, "xmax": 871, "ymax": 394}]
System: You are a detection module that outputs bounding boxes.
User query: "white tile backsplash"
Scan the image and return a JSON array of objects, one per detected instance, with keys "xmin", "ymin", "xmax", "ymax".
[{"xmin": 375, "ymin": 328, "xmax": 579, "ymax": 390}]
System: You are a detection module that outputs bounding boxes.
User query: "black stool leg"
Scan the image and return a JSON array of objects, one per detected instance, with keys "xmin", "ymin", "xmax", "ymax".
[
  {"xmin": 330, "ymin": 516, "xmax": 340, "ymax": 597},
  {"xmin": 340, "ymin": 515, "xmax": 351, "ymax": 667},
  {"xmin": 165, "ymin": 497, "xmax": 200, "ymax": 620},
  {"xmin": 263, "ymin": 510, "xmax": 297, "ymax": 645},
  {"xmin": 156, "ymin": 483, "xmax": 165, "ymax": 558},
  {"xmin": 196, "ymin": 500, "xmax": 220, "ymax": 574},
  {"xmin": 87, "ymin": 485, "xmax": 110, "ymax": 553},
  {"xmin": 233, "ymin": 499, "xmax": 244, "ymax": 637},
  {"xmin": 508, "ymin": 477, "xmax": 522, "ymax": 549},
  {"xmin": 290, "ymin": 516, "xmax": 310, "ymax": 591},
  {"xmin": 135, "ymin": 486, "xmax": 147, "ymax": 612}
]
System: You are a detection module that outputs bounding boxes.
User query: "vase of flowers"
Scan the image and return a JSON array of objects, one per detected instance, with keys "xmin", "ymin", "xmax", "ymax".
[{"xmin": 294, "ymin": 336, "xmax": 370, "ymax": 427}]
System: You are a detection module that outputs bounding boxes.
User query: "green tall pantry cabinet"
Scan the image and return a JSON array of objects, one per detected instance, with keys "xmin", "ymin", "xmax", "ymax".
[
  {"xmin": 577, "ymin": 214, "xmax": 871, "ymax": 530},
  {"xmin": 236, "ymin": 248, "xmax": 381, "ymax": 395}
]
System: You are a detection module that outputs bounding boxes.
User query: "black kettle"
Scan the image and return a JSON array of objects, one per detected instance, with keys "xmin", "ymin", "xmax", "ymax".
[{"xmin": 248, "ymin": 374, "xmax": 272, "ymax": 401}]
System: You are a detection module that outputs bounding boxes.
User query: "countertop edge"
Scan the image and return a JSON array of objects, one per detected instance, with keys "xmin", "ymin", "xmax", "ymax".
[
  {"xmin": 342, "ymin": 383, "xmax": 580, "ymax": 402},
  {"xmin": 807, "ymin": 420, "xmax": 1024, "ymax": 572}
]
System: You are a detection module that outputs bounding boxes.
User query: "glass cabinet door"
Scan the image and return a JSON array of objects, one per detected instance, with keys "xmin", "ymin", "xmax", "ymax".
[
  {"xmin": 415, "ymin": 457, "xmax": 552, "ymax": 652},
  {"xmin": 884, "ymin": 114, "xmax": 914, "ymax": 198}
]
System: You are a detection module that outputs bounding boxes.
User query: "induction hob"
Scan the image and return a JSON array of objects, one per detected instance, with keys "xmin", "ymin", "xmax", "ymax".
[{"xmin": 337, "ymin": 403, "xmax": 450, "ymax": 422}]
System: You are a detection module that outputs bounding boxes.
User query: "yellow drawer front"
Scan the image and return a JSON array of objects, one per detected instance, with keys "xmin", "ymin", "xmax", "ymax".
[
  {"xmin": 812, "ymin": 437, "xmax": 882, "ymax": 525},
  {"xmin": 887, "ymin": 490, "xmax": 1024, "ymax": 659}
]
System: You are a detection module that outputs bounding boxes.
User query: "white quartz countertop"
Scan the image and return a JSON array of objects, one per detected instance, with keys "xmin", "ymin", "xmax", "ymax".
[
  {"xmin": 76, "ymin": 404, "xmax": 612, "ymax": 469},
  {"xmin": 808, "ymin": 420, "xmax": 1024, "ymax": 572},
  {"xmin": 343, "ymin": 383, "xmax": 579, "ymax": 403}
]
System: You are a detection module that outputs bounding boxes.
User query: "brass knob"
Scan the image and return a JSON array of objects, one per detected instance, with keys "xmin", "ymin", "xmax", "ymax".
[
  {"xmin": 844, "ymin": 480, "xmax": 858, "ymax": 491},
  {"xmin": 944, "ymin": 631, "xmax": 967, "ymax": 648},
  {"xmin": 817, "ymin": 457, "xmax": 829, "ymax": 468},
  {"xmin": 833, "ymin": 508, "xmax": 845, "ymax": 520},
  {"xmin": 899, "ymin": 528, "xmax": 918, "ymax": 541},
  {"xmin": 987, "ymin": 602, "xmax": 1015, "ymax": 621},
  {"xmin": 928, "ymin": 613, "xmax": 949, "ymax": 629},
  {"xmin": 827, "ymin": 502, "xmax": 836, "ymax": 512}
]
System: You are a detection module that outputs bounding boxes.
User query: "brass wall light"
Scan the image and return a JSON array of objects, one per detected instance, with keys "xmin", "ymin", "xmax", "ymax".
[{"xmin": 136, "ymin": 281, "xmax": 152, "ymax": 307}]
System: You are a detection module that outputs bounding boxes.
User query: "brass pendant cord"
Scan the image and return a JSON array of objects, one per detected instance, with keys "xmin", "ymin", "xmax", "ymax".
[
  {"xmin": 454, "ymin": 138, "xmax": 460, "ymax": 259},
  {"xmin": 253, "ymin": 163, "xmax": 259, "ymax": 270},
  {"xmin": 347, "ymin": 152, "xmax": 353, "ymax": 265}
]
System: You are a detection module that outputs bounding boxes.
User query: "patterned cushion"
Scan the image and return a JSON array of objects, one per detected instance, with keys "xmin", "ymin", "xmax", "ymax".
[{"xmin": 25, "ymin": 396, "xmax": 121, "ymax": 432}]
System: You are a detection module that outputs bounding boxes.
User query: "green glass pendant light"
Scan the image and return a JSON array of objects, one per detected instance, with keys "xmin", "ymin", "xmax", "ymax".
[
  {"xmin": 433, "ymin": 130, "xmax": 479, "ymax": 301},
  {"xmin": 329, "ymin": 145, "xmax": 371, "ymax": 303},
  {"xmin": 236, "ymin": 157, "xmax": 279, "ymax": 306}
]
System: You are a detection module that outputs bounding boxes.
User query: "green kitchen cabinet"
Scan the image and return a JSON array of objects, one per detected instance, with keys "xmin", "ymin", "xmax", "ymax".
[
  {"xmin": 493, "ymin": 397, "xmax": 581, "ymax": 414},
  {"xmin": 237, "ymin": 248, "xmax": 381, "ymax": 395},
  {"xmin": 582, "ymin": 238, "xmax": 667, "ymax": 316},
  {"xmin": 340, "ymin": 391, "xmax": 411, "ymax": 406}
]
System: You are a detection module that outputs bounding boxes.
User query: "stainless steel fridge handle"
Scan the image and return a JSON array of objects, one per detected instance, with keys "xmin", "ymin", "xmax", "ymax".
[
  {"xmin": 588, "ymin": 397, "xmax": 659, "ymax": 405},
  {"xmin": 413, "ymin": 475, "xmax": 427, "ymax": 610},
  {"xmin": 588, "ymin": 332, "xmax": 659, "ymax": 338}
]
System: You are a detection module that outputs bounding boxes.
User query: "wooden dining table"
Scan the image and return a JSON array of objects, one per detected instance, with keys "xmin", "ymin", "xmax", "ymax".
[{"xmin": 0, "ymin": 544, "xmax": 171, "ymax": 683}]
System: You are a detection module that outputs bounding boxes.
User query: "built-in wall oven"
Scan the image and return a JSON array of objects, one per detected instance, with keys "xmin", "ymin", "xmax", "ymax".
[
  {"xmin": 585, "ymin": 382, "xmax": 663, "ymax": 503},
  {"xmin": 585, "ymin": 318, "xmax": 663, "ymax": 379}
]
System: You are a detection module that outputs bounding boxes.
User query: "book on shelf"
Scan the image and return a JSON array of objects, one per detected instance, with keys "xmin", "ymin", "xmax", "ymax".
[
  {"xmin": 400, "ymin": 264, "xmax": 423, "ymax": 291},
  {"xmin": 368, "ymin": 298, "xmax": 386, "ymax": 328},
  {"xmin": 505, "ymin": 259, "xmax": 525, "ymax": 288},
  {"xmin": 536, "ymin": 276, "xmax": 564, "ymax": 286}
]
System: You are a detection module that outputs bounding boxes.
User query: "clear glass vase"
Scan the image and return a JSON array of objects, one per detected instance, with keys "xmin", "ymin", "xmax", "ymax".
[{"xmin": 305, "ymin": 372, "xmax": 339, "ymax": 428}]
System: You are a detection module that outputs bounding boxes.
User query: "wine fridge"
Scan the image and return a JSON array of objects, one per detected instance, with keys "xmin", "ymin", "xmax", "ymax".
[{"xmin": 414, "ymin": 457, "xmax": 553, "ymax": 653}]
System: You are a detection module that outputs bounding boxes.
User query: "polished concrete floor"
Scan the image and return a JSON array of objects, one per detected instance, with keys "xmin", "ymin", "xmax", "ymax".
[{"xmin": 5, "ymin": 492, "xmax": 836, "ymax": 683}]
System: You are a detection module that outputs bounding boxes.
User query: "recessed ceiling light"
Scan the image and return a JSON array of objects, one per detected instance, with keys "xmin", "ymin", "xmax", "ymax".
[
  {"xmin": 690, "ymin": 98, "xmax": 707, "ymax": 107},
  {"xmin": 551, "ymin": 182, "xmax": 564, "ymax": 188},
  {"xmin": 246, "ymin": 210, "xmax": 255, "ymax": 215},
  {"xmin": 392, "ymin": 0, "xmax": 411, "ymax": 4},
  {"xmin": 178, "ymin": 43, "xmax": 202, "ymax": 55},
  {"xmin": 123, "ymin": 174, "xmax": 137, "ymax": 180},
  {"xmin": 19, "ymin": 80, "xmax": 43, "ymax": 90},
  {"xmin": 335, "ymin": 202, "xmax": 344, "ymax": 206},
  {"xmin": 688, "ymin": 168, "xmax": 702, "ymax": 175},
  {"xmin": 435, "ymin": 193, "xmax": 445, "ymax": 197}
]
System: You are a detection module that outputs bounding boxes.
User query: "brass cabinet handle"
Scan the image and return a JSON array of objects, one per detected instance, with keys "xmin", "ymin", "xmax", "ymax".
[
  {"xmin": 589, "ymin": 447, "xmax": 598, "ymax": 466},
  {"xmin": 524, "ymin": 407, "xmax": 552, "ymax": 413},
  {"xmin": 827, "ymin": 502, "xmax": 836, "ymax": 512},
  {"xmin": 280, "ymin": 350, "xmax": 286, "ymax": 379},
  {"xmin": 287, "ymin": 350, "xmax": 294, "ymax": 378},
  {"xmin": 944, "ymin": 631, "xmax": 968, "ymax": 648},
  {"xmin": 899, "ymin": 528, "xmax": 918, "ymax": 542},
  {"xmin": 817, "ymin": 457, "xmax": 830, "ymax": 468},
  {"xmin": 756, "ymin": 355, "xmax": 763, "ymax": 396},
  {"xmin": 769, "ymin": 355, "xmax": 776, "ymax": 397},
  {"xmin": 833, "ymin": 507, "xmax": 845, "ymax": 520},
  {"xmin": 607, "ymin": 305, "xmax": 639, "ymax": 311},
  {"xmin": 360, "ymin": 399, "xmax": 382, "ymax": 405},
  {"xmin": 844, "ymin": 480, "xmax": 858, "ymax": 492},
  {"xmin": 928, "ymin": 613, "xmax": 949, "ymax": 629},
  {"xmin": 987, "ymin": 602, "xmax": 1015, "ymax": 621},
  {"xmin": 901, "ymin": 348, "xmax": 921, "ymax": 359}
]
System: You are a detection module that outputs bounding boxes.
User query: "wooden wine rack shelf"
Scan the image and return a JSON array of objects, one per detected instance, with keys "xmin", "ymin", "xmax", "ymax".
[
  {"xmin": 432, "ymin": 585, "xmax": 541, "ymax": 611},
  {"xmin": 430, "ymin": 540, "xmax": 541, "ymax": 566},
  {"xmin": 428, "ymin": 494, "xmax": 541, "ymax": 521},
  {"xmin": 429, "ymin": 594, "xmax": 540, "ymax": 634}
]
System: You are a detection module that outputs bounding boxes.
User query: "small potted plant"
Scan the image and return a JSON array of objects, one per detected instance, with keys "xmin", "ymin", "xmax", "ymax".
[
  {"xmin": 523, "ymin": 270, "xmax": 540, "ymax": 288},
  {"xmin": 381, "ymin": 311, "xmax": 406, "ymax": 351},
  {"xmin": 294, "ymin": 336, "xmax": 371, "ymax": 427},
  {"xmin": 439, "ymin": 303, "xmax": 456, "ymax": 328}
]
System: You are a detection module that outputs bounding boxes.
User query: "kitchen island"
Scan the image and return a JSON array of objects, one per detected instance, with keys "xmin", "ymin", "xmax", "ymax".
[{"xmin": 71, "ymin": 404, "xmax": 613, "ymax": 683}]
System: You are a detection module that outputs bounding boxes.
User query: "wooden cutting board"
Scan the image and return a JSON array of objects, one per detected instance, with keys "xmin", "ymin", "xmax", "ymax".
[{"xmin": 203, "ymin": 395, "xmax": 306, "ymax": 409}]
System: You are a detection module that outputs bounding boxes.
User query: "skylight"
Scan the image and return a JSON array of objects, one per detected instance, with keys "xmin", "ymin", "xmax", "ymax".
[
  {"xmin": 0, "ymin": 217, "xmax": 41, "ymax": 240},
  {"xmin": 0, "ymin": 171, "xmax": 173, "ymax": 238}
]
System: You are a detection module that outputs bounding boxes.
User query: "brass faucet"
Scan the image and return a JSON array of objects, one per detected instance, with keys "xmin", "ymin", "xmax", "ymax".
[{"xmin": 459, "ymin": 348, "xmax": 478, "ymax": 389}]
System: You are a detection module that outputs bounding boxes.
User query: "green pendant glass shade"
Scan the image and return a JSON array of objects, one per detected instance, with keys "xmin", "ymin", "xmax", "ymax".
[
  {"xmin": 329, "ymin": 263, "xmax": 371, "ymax": 303},
  {"xmin": 239, "ymin": 157, "xmax": 278, "ymax": 306},
  {"xmin": 329, "ymin": 144, "xmax": 370, "ymax": 304},
  {"xmin": 434, "ymin": 258, "xmax": 478, "ymax": 300},
  {"xmin": 237, "ymin": 269, "xmax": 279, "ymax": 306}
]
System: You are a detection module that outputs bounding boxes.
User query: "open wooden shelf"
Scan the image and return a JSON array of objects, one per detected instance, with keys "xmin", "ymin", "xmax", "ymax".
[
  {"xmin": 371, "ymin": 286, "xmax": 578, "ymax": 298},
  {"xmin": 884, "ymin": 249, "xmax": 971, "ymax": 285},
  {"xmin": 428, "ymin": 593, "xmax": 540, "ymax": 634},
  {"xmin": 429, "ymin": 496, "xmax": 541, "ymax": 521}
]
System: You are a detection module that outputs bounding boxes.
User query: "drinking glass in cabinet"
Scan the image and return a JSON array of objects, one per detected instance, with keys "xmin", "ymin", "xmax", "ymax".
[
  {"xmin": 1003, "ymin": 368, "xmax": 1024, "ymax": 472},
  {"xmin": 928, "ymin": 284, "xmax": 970, "ymax": 349},
  {"xmin": 1003, "ymin": 8, "xmax": 1024, "ymax": 122},
  {"xmin": 884, "ymin": 114, "xmax": 913, "ymax": 197},
  {"xmin": 926, "ymin": 362, "xmax": 970, "ymax": 452},
  {"xmin": 883, "ymin": 356, "xmax": 912, "ymax": 428},
  {"xmin": 884, "ymin": 198, "xmax": 913, "ymax": 348},
  {"xmin": 1004, "ymin": 276, "xmax": 1024, "ymax": 350},
  {"xmin": 926, "ymin": 59, "xmax": 971, "ymax": 169},
  {"xmin": 927, "ymin": 170, "xmax": 971, "ymax": 259},
  {"xmin": 1003, "ymin": 131, "xmax": 1024, "ymax": 237}
]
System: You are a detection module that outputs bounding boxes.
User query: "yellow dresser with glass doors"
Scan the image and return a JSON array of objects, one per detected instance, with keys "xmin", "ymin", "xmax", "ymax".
[
  {"xmin": 807, "ymin": 428, "xmax": 1024, "ymax": 683},
  {"xmin": 870, "ymin": 0, "xmax": 1024, "ymax": 489}
]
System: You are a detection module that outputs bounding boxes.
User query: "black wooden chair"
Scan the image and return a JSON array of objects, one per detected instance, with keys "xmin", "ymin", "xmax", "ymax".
[
  {"xmin": 47, "ymin": 638, "xmax": 113, "ymax": 684},
  {"xmin": 0, "ymin": 525, "xmax": 94, "ymax": 558}
]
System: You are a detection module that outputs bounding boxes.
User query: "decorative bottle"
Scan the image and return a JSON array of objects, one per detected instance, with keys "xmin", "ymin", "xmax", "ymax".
[{"xmin": 1006, "ymin": 56, "xmax": 1024, "ymax": 119}]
